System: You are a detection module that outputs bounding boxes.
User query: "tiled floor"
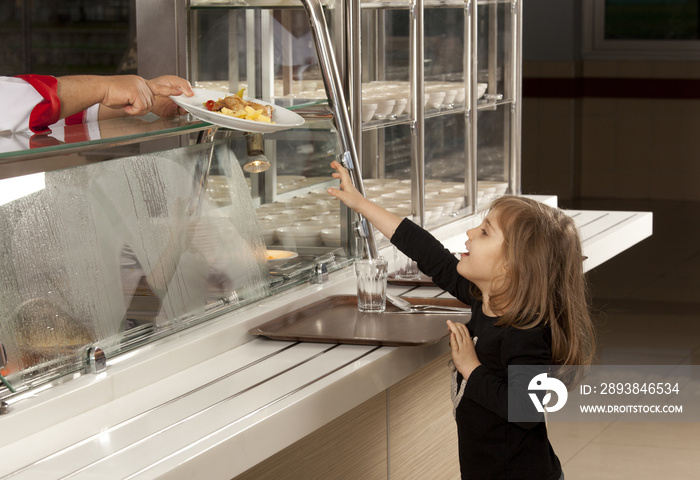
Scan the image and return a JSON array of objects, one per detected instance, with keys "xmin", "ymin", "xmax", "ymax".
[{"xmin": 548, "ymin": 199, "xmax": 700, "ymax": 480}]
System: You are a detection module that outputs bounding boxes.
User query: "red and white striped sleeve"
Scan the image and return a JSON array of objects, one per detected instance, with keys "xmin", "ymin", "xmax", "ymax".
[{"xmin": 0, "ymin": 75, "xmax": 93, "ymax": 134}]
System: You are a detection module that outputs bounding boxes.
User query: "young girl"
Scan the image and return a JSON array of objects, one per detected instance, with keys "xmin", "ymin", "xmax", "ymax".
[{"xmin": 328, "ymin": 161, "xmax": 595, "ymax": 480}]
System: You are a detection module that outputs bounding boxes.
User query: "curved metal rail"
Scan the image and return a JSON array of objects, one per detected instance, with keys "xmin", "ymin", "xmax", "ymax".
[{"xmin": 300, "ymin": 0, "xmax": 379, "ymax": 259}]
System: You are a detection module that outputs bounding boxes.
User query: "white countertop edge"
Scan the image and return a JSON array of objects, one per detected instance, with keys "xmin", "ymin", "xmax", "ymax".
[
  {"xmin": 0, "ymin": 329, "xmax": 449, "ymax": 479},
  {"xmin": 143, "ymin": 339, "xmax": 450, "ymax": 480},
  {"xmin": 581, "ymin": 210, "xmax": 653, "ymax": 271}
]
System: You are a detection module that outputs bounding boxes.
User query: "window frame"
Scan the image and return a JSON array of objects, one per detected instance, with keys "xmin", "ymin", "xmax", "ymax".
[{"xmin": 583, "ymin": 0, "xmax": 700, "ymax": 60}]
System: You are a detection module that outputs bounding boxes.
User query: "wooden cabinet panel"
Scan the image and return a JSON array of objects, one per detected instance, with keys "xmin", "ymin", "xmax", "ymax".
[
  {"xmin": 233, "ymin": 354, "xmax": 459, "ymax": 480},
  {"xmin": 388, "ymin": 353, "xmax": 460, "ymax": 480},
  {"xmin": 233, "ymin": 392, "xmax": 388, "ymax": 480}
]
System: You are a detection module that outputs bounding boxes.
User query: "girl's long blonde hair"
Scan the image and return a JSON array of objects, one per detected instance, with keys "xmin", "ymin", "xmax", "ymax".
[{"xmin": 483, "ymin": 196, "xmax": 596, "ymax": 373}]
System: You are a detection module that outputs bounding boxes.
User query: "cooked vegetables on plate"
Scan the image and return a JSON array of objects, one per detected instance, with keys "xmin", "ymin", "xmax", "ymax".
[{"xmin": 203, "ymin": 89, "xmax": 274, "ymax": 123}]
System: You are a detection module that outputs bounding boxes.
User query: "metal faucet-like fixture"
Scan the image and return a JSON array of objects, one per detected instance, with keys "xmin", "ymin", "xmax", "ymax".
[
  {"xmin": 309, "ymin": 262, "xmax": 329, "ymax": 284},
  {"xmin": 244, "ymin": 133, "xmax": 271, "ymax": 174}
]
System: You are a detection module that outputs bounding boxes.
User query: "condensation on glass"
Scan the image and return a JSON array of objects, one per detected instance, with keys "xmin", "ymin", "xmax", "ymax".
[{"xmin": 0, "ymin": 130, "xmax": 350, "ymax": 396}]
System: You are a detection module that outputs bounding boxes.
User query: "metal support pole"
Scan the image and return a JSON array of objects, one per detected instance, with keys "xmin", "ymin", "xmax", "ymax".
[
  {"xmin": 410, "ymin": 0, "xmax": 426, "ymax": 227},
  {"xmin": 468, "ymin": 0, "xmax": 479, "ymax": 211},
  {"xmin": 511, "ymin": 0, "xmax": 522, "ymax": 195},
  {"xmin": 301, "ymin": 0, "xmax": 378, "ymax": 259}
]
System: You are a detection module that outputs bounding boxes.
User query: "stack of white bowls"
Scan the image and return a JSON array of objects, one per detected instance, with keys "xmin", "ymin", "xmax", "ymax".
[
  {"xmin": 255, "ymin": 187, "xmax": 342, "ymax": 248},
  {"xmin": 477, "ymin": 180, "xmax": 509, "ymax": 207},
  {"xmin": 362, "ymin": 81, "xmax": 410, "ymax": 122}
]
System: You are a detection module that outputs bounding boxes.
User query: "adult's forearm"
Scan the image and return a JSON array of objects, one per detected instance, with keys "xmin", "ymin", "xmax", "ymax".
[
  {"xmin": 55, "ymin": 75, "xmax": 109, "ymax": 119},
  {"xmin": 64, "ymin": 74, "xmax": 193, "ymax": 121}
]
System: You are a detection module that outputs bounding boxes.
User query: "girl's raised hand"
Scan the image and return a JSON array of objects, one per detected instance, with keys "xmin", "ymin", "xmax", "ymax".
[
  {"xmin": 447, "ymin": 320, "xmax": 481, "ymax": 380},
  {"xmin": 327, "ymin": 161, "xmax": 367, "ymax": 212},
  {"xmin": 327, "ymin": 160, "xmax": 403, "ymax": 239}
]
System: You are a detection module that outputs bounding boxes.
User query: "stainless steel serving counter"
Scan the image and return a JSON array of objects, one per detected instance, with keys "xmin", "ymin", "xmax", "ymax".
[{"xmin": 0, "ymin": 198, "xmax": 652, "ymax": 479}]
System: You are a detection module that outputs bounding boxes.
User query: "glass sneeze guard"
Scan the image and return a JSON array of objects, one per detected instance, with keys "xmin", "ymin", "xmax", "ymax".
[
  {"xmin": 0, "ymin": 112, "xmax": 355, "ymax": 404},
  {"xmin": 0, "ymin": 137, "xmax": 259, "ymax": 394}
]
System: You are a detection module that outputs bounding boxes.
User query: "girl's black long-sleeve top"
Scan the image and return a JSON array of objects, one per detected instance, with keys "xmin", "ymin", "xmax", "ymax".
[{"xmin": 391, "ymin": 218, "xmax": 562, "ymax": 480}]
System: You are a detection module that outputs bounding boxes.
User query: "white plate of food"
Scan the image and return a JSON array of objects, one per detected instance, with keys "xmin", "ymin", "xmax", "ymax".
[
  {"xmin": 170, "ymin": 88, "xmax": 305, "ymax": 133},
  {"xmin": 266, "ymin": 249, "xmax": 299, "ymax": 268}
]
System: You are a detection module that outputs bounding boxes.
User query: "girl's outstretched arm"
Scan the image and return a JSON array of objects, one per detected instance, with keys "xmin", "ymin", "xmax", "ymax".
[{"xmin": 327, "ymin": 161, "xmax": 403, "ymax": 239}]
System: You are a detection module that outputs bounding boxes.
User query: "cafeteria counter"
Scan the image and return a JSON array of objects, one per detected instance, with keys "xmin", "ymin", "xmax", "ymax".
[{"xmin": 0, "ymin": 198, "xmax": 652, "ymax": 479}]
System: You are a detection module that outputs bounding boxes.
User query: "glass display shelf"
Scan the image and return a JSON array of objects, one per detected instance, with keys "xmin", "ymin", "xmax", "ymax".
[
  {"xmin": 360, "ymin": 1, "xmax": 464, "ymax": 9},
  {"xmin": 0, "ymin": 101, "xmax": 333, "ymax": 178},
  {"xmin": 0, "ymin": 115, "xmax": 210, "ymax": 164},
  {"xmin": 189, "ymin": 0, "xmax": 515, "ymax": 8},
  {"xmin": 190, "ymin": 0, "xmax": 314, "ymax": 8},
  {"xmin": 477, "ymin": 0, "xmax": 514, "ymax": 4},
  {"xmin": 477, "ymin": 97, "xmax": 513, "ymax": 110},
  {"xmin": 358, "ymin": 0, "xmax": 514, "ymax": 8}
]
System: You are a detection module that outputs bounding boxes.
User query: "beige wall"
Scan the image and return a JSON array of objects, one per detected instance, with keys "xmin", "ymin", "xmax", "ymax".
[{"xmin": 522, "ymin": 60, "xmax": 700, "ymax": 203}]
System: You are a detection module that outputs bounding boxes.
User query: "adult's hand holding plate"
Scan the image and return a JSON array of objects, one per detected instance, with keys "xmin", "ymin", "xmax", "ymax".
[{"xmin": 169, "ymin": 87, "xmax": 305, "ymax": 133}]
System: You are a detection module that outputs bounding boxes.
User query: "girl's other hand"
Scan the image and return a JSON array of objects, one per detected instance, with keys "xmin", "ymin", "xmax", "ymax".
[
  {"xmin": 447, "ymin": 320, "xmax": 481, "ymax": 380},
  {"xmin": 327, "ymin": 160, "xmax": 367, "ymax": 212}
]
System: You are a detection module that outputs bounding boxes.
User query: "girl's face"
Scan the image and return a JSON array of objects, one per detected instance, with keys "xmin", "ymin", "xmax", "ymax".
[{"xmin": 457, "ymin": 209, "xmax": 507, "ymax": 293}]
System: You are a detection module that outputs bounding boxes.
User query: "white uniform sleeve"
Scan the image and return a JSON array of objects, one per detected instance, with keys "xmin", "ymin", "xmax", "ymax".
[
  {"xmin": 49, "ymin": 104, "xmax": 102, "ymax": 142},
  {"xmin": 0, "ymin": 77, "xmax": 45, "ymax": 133},
  {"xmin": 85, "ymin": 105, "xmax": 101, "ymax": 139},
  {"xmin": 85, "ymin": 104, "xmax": 99, "ymax": 124}
]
